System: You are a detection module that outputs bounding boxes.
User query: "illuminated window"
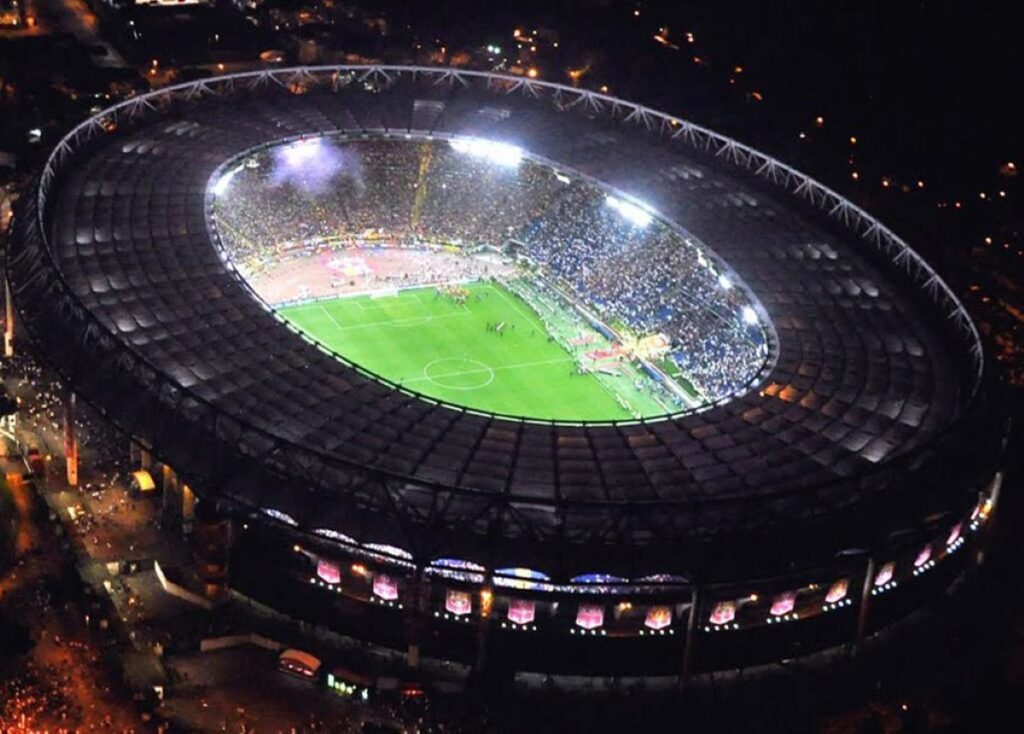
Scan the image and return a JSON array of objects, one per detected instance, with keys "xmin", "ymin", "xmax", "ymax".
[
  {"xmin": 445, "ymin": 589, "xmax": 472, "ymax": 616},
  {"xmin": 874, "ymin": 562, "xmax": 895, "ymax": 587},
  {"xmin": 316, "ymin": 559, "xmax": 341, "ymax": 585},
  {"xmin": 770, "ymin": 592, "xmax": 796, "ymax": 617},
  {"xmin": 576, "ymin": 604, "xmax": 605, "ymax": 629},
  {"xmin": 373, "ymin": 574, "xmax": 398, "ymax": 601},
  {"xmin": 709, "ymin": 601, "xmax": 736, "ymax": 626},
  {"xmin": 946, "ymin": 522, "xmax": 963, "ymax": 547},
  {"xmin": 644, "ymin": 606, "xmax": 672, "ymax": 630},
  {"xmin": 825, "ymin": 579, "xmax": 849, "ymax": 604},
  {"xmin": 508, "ymin": 599, "xmax": 536, "ymax": 625}
]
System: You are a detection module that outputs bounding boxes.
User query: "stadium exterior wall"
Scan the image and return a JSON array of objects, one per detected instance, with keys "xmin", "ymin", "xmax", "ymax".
[{"xmin": 3, "ymin": 66, "xmax": 1010, "ymax": 675}]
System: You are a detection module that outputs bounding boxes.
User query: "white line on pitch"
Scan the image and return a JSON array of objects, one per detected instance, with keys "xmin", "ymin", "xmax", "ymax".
[
  {"xmin": 488, "ymin": 283, "xmax": 542, "ymax": 327},
  {"xmin": 403, "ymin": 355, "xmax": 575, "ymax": 384},
  {"xmin": 319, "ymin": 305, "xmax": 346, "ymax": 332},
  {"xmin": 308, "ymin": 309, "xmax": 471, "ymax": 331}
]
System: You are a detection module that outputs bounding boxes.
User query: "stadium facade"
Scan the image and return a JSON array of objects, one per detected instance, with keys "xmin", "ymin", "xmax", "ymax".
[{"xmin": 5, "ymin": 66, "xmax": 1008, "ymax": 680}]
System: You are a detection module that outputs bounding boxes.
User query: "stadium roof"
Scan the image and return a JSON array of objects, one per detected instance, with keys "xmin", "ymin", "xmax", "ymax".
[{"xmin": 7, "ymin": 66, "xmax": 1000, "ymax": 581}]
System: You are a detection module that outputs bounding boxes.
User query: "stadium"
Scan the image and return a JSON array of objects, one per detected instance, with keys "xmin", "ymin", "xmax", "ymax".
[{"xmin": 5, "ymin": 65, "xmax": 1008, "ymax": 681}]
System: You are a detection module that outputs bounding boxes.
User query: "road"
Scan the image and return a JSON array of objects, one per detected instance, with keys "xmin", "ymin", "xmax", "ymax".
[{"xmin": 0, "ymin": 452, "xmax": 150, "ymax": 731}]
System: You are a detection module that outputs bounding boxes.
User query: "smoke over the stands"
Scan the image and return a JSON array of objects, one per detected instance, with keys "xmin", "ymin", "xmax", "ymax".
[{"xmin": 270, "ymin": 136, "xmax": 363, "ymax": 193}]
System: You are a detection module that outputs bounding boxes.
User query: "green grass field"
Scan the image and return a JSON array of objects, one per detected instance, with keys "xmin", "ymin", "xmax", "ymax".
[{"xmin": 278, "ymin": 281, "xmax": 675, "ymax": 421}]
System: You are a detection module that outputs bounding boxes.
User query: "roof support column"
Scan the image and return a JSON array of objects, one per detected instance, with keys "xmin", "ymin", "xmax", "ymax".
[
  {"xmin": 681, "ymin": 585, "xmax": 702, "ymax": 683},
  {"xmin": 62, "ymin": 391, "xmax": 78, "ymax": 487},
  {"xmin": 405, "ymin": 567, "xmax": 431, "ymax": 669},
  {"xmin": 161, "ymin": 464, "xmax": 183, "ymax": 534},
  {"xmin": 193, "ymin": 508, "xmax": 232, "ymax": 602},
  {"xmin": 182, "ymin": 483, "xmax": 196, "ymax": 535},
  {"xmin": 474, "ymin": 585, "xmax": 493, "ymax": 673},
  {"xmin": 130, "ymin": 438, "xmax": 153, "ymax": 471},
  {"xmin": 4, "ymin": 277, "xmax": 13, "ymax": 358},
  {"xmin": 854, "ymin": 556, "xmax": 875, "ymax": 654}
]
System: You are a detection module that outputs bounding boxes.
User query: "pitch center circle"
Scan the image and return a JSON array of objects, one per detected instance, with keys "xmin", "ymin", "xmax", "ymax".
[{"xmin": 422, "ymin": 357, "xmax": 495, "ymax": 390}]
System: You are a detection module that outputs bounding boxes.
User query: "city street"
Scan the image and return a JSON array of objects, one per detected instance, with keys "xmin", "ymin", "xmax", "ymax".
[
  {"xmin": 1, "ymin": 446, "xmax": 151, "ymax": 731},
  {"xmin": 0, "ymin": 349, "xmax": 418, "ymax": 732}
]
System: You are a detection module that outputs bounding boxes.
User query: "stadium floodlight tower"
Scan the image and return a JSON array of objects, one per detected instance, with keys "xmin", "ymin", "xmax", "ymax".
[{"xmin": 5, "ymin": 65, "xmax": 1005, "ymax": 684}]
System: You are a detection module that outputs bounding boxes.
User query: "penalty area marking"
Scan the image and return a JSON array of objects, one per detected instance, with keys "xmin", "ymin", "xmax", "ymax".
[
  {"xmin": 354, "ymin": 291, "xmax": 430, "ymax": 311},
  {"xmin": 421, "ymin": 358, "xmax": 495, "ymax": 390}
]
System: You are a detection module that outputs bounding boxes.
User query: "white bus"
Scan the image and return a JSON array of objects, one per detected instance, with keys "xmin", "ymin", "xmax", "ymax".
[{"xmin": 278, "ymin": 649, "xmax": 322, "ymax": 680}]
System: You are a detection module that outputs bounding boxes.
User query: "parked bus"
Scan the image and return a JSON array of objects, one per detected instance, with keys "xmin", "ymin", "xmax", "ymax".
[{"xmin": 278, "ymin": 649, "xmax": 322, "ymax": 680}]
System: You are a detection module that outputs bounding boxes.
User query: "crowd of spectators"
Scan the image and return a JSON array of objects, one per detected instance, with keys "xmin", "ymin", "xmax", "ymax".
[{"xmin": 212, "ymin": 136, "xmax": 768, "ymax": 400}]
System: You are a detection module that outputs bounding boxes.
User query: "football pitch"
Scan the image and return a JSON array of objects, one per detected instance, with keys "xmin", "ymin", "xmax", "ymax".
[{"xmin": 278, "ymin": 281, "xmax": 673, "ymax": 421}]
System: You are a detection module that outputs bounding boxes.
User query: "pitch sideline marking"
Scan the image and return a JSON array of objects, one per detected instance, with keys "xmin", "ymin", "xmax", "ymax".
[
  {"xmin": 488, "ymin": 282, "xmax": 543, "ymax": 327},
  {"xmin": 353, "ymin": 291, "xmax": 429, "ymax": 311},
  {"xmin": 319, "ymin": 305, "xmax": 346, "ymax": 332}
]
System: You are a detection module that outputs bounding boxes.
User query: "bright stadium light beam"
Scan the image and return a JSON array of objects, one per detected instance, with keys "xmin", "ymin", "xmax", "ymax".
[
  {"xmin": 281, "ymin": 137, "xmax": 324, "ymax": 167},
  {"xmin": 718, "ymin": 273, "xmax": 733, "ymax": 290},
  {"xmin": 211, "ymin": 164, "xmax": 244, "ymax": 197},
  {"xmin": 449, "ymin": 137, "xmax": 523, "ymax": 168},
  {"xmin": 742, "ymin": 306, "xmax": 759, "ymax": 325},
  {"xmin": 211, "ymin": 176, "xmax": 231, "ymax": 197},
  {"xmin": 605, "ymin": 194, "xmax": 654, "ymax": 227},
  {"xmin": 269, "ymin": 136, "xmax": 345, "ymax": 193}
]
